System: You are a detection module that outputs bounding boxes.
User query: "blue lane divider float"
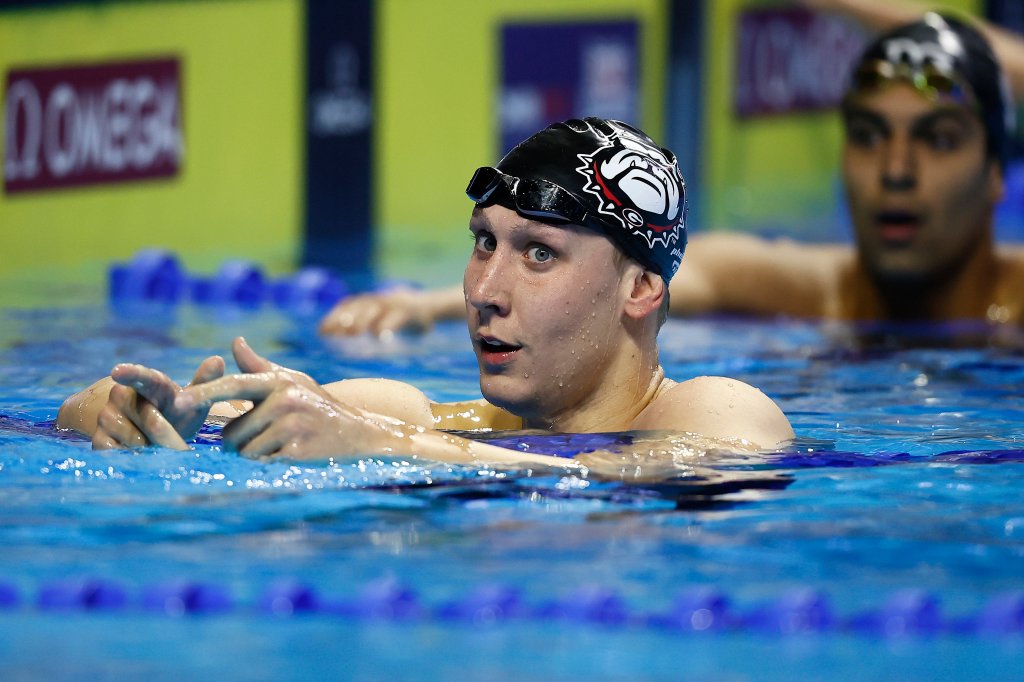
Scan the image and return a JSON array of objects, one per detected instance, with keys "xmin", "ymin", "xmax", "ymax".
[
  {"xmin": 3, "ymin": 577, "xmax": 1022, "ymax": 639},
  {"xmin": 109, "ymin": 249, "xmax": 349, "ymax": 313}
]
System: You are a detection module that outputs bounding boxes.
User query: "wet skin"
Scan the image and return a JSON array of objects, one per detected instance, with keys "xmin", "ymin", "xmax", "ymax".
[
  {"xmin": 464, "ymin": 204, "xmax": 661, "ymax": 431},
  {"xmin": 842, "ymin": 83, "xmax": 1004, "ymax": 286}
]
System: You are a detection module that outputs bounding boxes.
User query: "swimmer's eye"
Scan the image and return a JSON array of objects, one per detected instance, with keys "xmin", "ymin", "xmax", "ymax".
[
  {"xmin": 526, "ymin": 245, "xmax": 554, "ymax": 263},
  {"xmin": 845, "ymin": 120, "xmax": 885, "ymax": 148},
  {"xmin": 917, "ymin": 126, "xmax": 966, "ymax": 152},
  {"xmin": 472, "ymin": 231, "xmax": 497, "ymax": 253}
]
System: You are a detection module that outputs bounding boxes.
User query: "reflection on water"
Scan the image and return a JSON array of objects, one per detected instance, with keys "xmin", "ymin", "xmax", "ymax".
[{"xmin": 2, "ymin": 305, "xmax": 1024, "ymax": 675}]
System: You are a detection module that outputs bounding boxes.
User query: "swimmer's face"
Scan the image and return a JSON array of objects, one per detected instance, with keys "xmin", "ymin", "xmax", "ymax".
[
  {"xmin": 463, "ymin": 204, "xmax": 633, "ymax": 423},
  {"xmin": 841, "ymin": 83, "xmax": 1003, "ymax": 285}
]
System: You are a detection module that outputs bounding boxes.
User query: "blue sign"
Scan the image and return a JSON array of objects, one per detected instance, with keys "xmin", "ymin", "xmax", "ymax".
[{"xmin": 500, "ymin": 21, "xmax": 639, "ymax": 155}]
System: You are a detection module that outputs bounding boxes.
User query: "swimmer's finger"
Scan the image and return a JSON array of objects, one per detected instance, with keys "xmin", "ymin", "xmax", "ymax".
[
  {"xmin": 347, "ymin": 307, "xmax": 379, "ymax": 335},
  {"xmin": 220, "ymin": 384, "xmax": 316, "ymax": 452},
  {"xmin": 110, "ymin": 385, "xmax": 188, "ymax": 449},
  {"xmin": 220, "ymin": 402, "xmax": 272, "ymax": 452},
  {"xmin": 237, "ymin": 420, "xmax": 335, "ymax": 462},
  {"xmin": 320, "ymin": 298, "xmax": 380, "ymax": 336},
  {"xmin": 107, "ymin": 384, "xmax": 188, "ymax": 449},
  {"xmin": 92, "ymin": 427, "xmax": 122, "ymax": 451},
  {"xmin": 190, "ymin": 355, "xmax": 226, "ymax": 386},
  {"xmin": 373, "ymin": 308, "xmax": 421, "ymax": 336},
  {"xmin": 101, "ymin": 387, "xmax": 150, "ymax": 448},
  {"xmin": 176, "ymin": 372, "xmax": 284, "ymax": 411},
  {"xmin": 235, "ymin": 423, "xmax": 291, "ymax": 460},
  {"xmin": 318, "ymin": 300, "xmax": 357, "ymax": 335},
  {"xmin": 232, "ymin": 336, "xmax": 278, "ymax": 374},
  {"xmin": 110, "ymin": 363, "xmax": 178, "ymax": 410},
  {"xmin": 133, "ymin": 400, "xmax": 190, "ymax": 450}
]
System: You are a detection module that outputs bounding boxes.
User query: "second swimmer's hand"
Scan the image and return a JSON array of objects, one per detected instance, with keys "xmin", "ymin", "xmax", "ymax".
[
  {"xmin": 92, "ymin": 355, "xmax": 226, "ymax": 451},
  {"xmin": 318, "ymin": 288, "xmax": 436, "ymax": 337},
  {"xmin": 175, "ymin": 337, "xmax": 399, "ymax": 460},
  {"xmin": 320, "ymin": 284, "xmax": 471, "ymax": 337}
]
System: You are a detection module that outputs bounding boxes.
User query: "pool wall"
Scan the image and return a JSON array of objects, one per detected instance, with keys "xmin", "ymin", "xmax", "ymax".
[
  {"xmin": 0, "ymin": 0, "xmax": 303, "ymax": 293},
  {"xmin": 6, "ymin": 0, "xmax": 1014, "ymax": 303}
]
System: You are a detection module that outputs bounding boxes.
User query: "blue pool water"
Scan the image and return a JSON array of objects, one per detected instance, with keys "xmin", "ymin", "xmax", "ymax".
[{"xmin": 2, "ymin": 298, "xmax": 1024, "ymax": 680}]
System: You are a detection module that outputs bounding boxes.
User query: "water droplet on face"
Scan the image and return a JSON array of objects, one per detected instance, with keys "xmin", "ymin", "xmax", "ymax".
[
  {"xmin": 523, "ymin": 373, "xmax": 530, "ymax": 379},
  {"xmin": 558, "ymin": 381, "xmax": 564, "ymax": 388}
]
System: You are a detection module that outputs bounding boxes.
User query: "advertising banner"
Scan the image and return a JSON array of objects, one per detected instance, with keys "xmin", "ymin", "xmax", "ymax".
[
  {"xmin": 500, "ymin": 21, "xmax": 638, "ymax": 155},
  {"xmin": 4, "ymin": 58, "xmax": 182, "ymax": 194},
  {"xmin": 734, "ymin": 7, "xmax": 866, "ymax": 118}
]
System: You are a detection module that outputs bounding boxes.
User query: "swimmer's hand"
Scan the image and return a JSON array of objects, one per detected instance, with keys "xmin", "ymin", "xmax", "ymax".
[
  {"xmin": 175, "ymin": 337, "xmax": 402, "ymax": 459},
  {"xmin": 92, "ymin": 355, "xmax": 226, "ymax": 451},
  {"xmin": 318, "ymin": 285, "xmax": 465, "ymax": 337}
]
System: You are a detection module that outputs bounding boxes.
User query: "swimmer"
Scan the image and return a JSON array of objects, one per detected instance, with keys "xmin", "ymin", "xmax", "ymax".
[
  {"xmin": 57, "ymin": 118, "xmax": 794, "ymax": 478},
  {"xmin": 321, "ymin": 14, "xmax": 1024, "ymax": 339}
]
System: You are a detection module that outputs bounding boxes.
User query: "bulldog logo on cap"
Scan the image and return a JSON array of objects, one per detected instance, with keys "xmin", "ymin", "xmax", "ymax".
[{"xmin": 574, "ymin": 120, "xmax": 685, "ymax": 251}]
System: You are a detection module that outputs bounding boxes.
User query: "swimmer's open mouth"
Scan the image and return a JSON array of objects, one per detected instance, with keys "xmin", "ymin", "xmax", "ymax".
[
  {"xmin": 479, "ymin": 337, "xmax": 521, "ymax": 354},
  {"xmin": 875, "ymin": 210, "xmax": 921, "ymax": 243}
]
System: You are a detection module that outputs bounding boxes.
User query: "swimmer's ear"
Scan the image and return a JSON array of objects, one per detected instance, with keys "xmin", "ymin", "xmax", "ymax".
[{"xmin": 623, "ymin": 268, "xmax": 665, "ymax": 321}]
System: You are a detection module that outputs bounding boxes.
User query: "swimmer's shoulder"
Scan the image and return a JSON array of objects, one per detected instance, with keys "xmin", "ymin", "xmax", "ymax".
[
  {"xmin": 324, "ymin": 377, "xmax": 435, "ymax": 428},
  {"xmin": 431, "ymin": 398, "xmax": 523, "ymax": 431},
  {"xmin": 324, "ymin": 380, "xmax": 523, "ymax": 431},
  {"xmin": 993, "ymin": 249, "xmax": 1024, "ymax": 323},
  {"xmin": 996, "ymin": 248, "xmax": 1024, "ymax": 283},
  {"xmin": 632, "ymin": 375, "xmax": 794, "ymax": 449}
]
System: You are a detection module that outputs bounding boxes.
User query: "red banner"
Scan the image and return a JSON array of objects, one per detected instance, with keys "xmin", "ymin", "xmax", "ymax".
[
  {"xmin": 735, "ymin": 8, "xmax": 867, "ymax": 118},
  {"xmin": 4, "ymin": 58, "xmax": 182, "ymax": 194}
]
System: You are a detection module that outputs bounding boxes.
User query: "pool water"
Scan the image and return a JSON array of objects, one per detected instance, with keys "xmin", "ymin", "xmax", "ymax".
[{"xmin": 1, "ymin": 300, "xmax": 1023, "ymax": 680}]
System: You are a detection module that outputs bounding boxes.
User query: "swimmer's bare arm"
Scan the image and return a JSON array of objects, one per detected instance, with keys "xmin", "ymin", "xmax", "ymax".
[
  {"xmin": 631, "ymin": 375, "xmax": 795, "ymax": 449},
  {"xmin": 319, "ymin": 285, "xmax": 465, "ymax": 336},
  {"xmin": 170, "ymin": 338, "xmax": 580, "ymax": 472},
  {"xmin": 668, "ymin": 232, "xmax": 847, "ymax": 318}
]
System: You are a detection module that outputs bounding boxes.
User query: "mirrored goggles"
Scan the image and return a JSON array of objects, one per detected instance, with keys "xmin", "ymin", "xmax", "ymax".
[
  {"xmin": 848, "ymin": 59, "xmax": 977, "ymax": 109},
  {"xmin": 466, "ymin": 166, "xmax": 593, "ymax": 226}
]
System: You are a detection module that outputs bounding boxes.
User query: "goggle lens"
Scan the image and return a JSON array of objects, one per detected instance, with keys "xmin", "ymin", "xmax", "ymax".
[
  {"xmin": 466, "ymin": 167, "xmax": 589, "ymax": 226},
  {"xmin": 850, "ymin": 59, "xmax": 975, "ymax": 108}
]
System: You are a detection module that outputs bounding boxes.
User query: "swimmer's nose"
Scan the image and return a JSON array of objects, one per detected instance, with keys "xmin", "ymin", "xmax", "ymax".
[
  {"xmin": 881, "ymin": 132, "xmax": 916, "ymax": 192},
  {"xmin": 465, "ymin": 252, "xmax": 511, "ymax": 316}
]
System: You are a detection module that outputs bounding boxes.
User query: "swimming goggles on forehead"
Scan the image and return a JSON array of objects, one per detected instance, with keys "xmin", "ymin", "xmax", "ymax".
[
  {"xmin": 466, "ymin": 166, "xmax": 593, "ymax": 226},
  {"xmin": 848, "ymin": 59, "xmax": 978, "ymax": 109}
]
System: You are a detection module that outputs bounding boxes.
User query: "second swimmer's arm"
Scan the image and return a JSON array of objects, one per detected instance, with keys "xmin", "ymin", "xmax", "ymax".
[
  {"xmin": 319, "ymin": 285, "xmax": 466, "ymax": 336},
  {"xmin": 668, "ymin": 232, "xmax": 841, "ymax": 318}
]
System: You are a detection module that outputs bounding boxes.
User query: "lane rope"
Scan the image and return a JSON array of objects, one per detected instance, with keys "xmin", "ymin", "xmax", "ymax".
[{"xmin": 3, "ymin": 577, "xmax": 1022, "ymax": 638}]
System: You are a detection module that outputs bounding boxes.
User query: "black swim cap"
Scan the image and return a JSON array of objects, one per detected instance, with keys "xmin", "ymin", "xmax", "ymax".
[
  {"xmin": 466, "ymin": 117, "xmax": 687, "ymax": 282},
  {"xmin": 845, "ymin": 12, "xmax": 1014, "ymax": 167}
]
